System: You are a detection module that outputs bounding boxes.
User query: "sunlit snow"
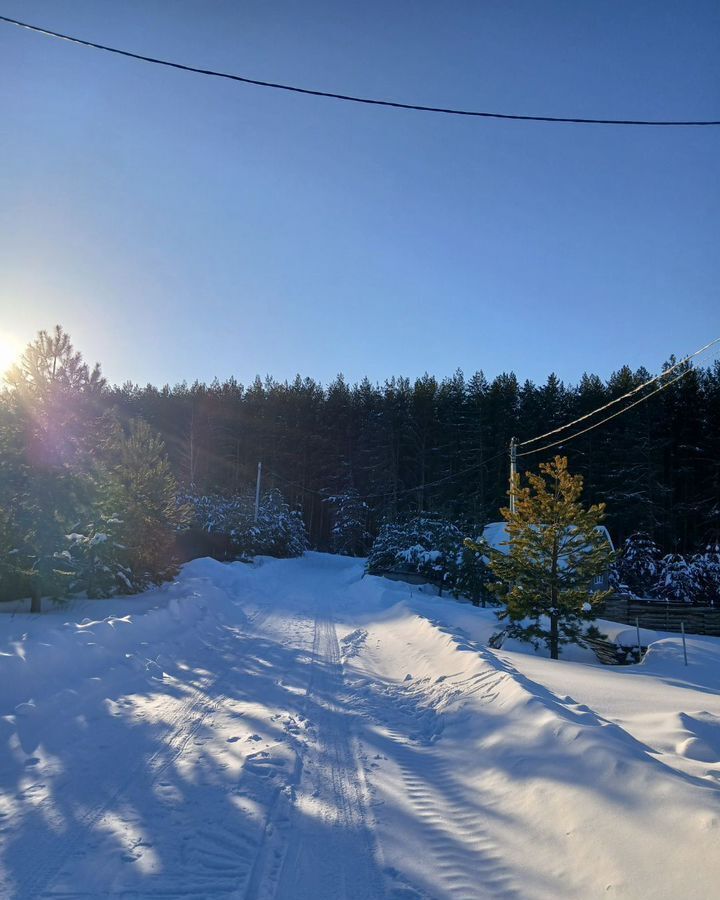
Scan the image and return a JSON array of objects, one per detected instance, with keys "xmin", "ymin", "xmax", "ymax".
[{"xmin": 1, "ymin": 553, "xmax": 719, "ymax": 898}]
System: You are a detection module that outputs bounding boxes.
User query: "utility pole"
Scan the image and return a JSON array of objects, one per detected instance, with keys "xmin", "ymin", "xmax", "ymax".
[
  {"xmin": 509, "ymin": 437, "xmax": 518, "ymax": 514},
  {"xmin": 254, "ymin": 461, "xmax": 262, "ymax": 521}
]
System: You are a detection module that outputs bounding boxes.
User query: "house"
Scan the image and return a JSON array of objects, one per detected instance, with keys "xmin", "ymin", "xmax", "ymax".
[{"xmin": 481, "ymin": 522, "xmax": 615, "ymax": 591}]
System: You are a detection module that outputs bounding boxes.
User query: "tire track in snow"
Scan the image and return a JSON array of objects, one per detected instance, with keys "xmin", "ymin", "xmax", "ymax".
[
  {"xmin": 245, "ymin": 612, "xmax": 385, "ymax": 900},
  {"xmin": 351, "ymin": 661, "xmax": 519, "ymax": 900},
  {"xmin": 394, "ymin": 752, "xmax": 518, "ymax": 900}
]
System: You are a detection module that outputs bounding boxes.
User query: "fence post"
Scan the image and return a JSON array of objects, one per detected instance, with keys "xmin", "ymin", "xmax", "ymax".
[
  {"xmin": 635, "ymin": 617, "xmax": 642, "ymax": 661},
  {"xmin": 681, "ymin": 621, "xmax": 688, "ymax": 666}
]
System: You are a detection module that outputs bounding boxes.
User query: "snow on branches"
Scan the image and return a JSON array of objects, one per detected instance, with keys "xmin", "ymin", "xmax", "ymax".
[{"xmin": 182, "ymin": 489, "xmax": 308, "ymax": 560}]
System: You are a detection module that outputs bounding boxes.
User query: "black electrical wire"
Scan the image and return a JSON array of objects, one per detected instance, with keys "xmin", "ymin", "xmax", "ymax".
[
  {"xmin": 518, "ymin": 337, "xmax": 720, "ymax": 448},
  {"xmin": 516, "ymin": 365, "xmax": 703, "ymax": 458},
  {"xmin": 2, "ymin": 14, "xmax": 719, "ymax": 127}
]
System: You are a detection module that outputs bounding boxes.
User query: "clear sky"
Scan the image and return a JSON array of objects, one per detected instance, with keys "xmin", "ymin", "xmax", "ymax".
[{"xmin": 0, "ymin": 0, "xmax": 718, "ymax": 388}]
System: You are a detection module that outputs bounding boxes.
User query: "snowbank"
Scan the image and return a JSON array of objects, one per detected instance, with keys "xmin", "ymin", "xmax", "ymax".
[{"xmin": 1, "ymin": 553, "xmax": 719, "ymax": 899}]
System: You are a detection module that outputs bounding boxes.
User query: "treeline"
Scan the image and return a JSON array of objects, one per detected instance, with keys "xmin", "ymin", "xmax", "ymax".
[
  {"xmin": 2, "ymin": 326, "xmax": 718, "ymax": 609},
  {"xmin": 111, "ymin": 362, "xmax": 720, "ymax": 554}
]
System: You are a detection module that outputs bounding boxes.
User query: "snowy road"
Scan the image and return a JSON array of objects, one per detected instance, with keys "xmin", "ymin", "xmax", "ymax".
[{"xmin": 2, "ymin": 554, "xmax": 720, "ymax": 898}]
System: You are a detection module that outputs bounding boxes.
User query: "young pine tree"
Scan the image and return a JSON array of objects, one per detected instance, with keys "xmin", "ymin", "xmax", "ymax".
[
  {"xmin": 100, "ymin": 420, "xmax": 191, "ymax": 588},
  {"xmin": 1, "ymin": 326, "xmax": 103, "ymax": 610},
  {"xmin": 472, "ymin": 456, "xmax": 614, "ymax": 660},
  {"xmin": 5, "ymin": 324, "xmax": 105, "ymax": 470}
]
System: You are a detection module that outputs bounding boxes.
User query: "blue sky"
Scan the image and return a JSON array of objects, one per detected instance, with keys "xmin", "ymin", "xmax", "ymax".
[{"xmin": 0, "ymin": 1, "xmax": 718, "ymax": 388}]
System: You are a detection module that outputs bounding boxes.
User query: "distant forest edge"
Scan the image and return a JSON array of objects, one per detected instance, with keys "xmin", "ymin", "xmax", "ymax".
[{"xmin": 111, "ymin": 356, "xmax": 720, "ymax": 555}]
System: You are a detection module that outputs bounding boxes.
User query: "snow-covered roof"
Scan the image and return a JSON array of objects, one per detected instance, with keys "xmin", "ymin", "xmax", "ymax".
[
  {"xmin": 482, "ymin": 522, "xmax": 614, "ymax": 554},
  {"xmin": 482, "ymin": 522, "xmax": 510, "ymax": 553}
]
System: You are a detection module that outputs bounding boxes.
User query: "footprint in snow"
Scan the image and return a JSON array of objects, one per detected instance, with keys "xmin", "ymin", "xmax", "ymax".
[{"xmin": 226, "ymin": 736, "xmax": 240, "ymax": 743}]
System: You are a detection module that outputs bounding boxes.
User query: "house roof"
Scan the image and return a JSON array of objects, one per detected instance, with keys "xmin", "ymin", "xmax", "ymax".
[{"xmin": 481, "ymin": 522, "xmax": 614, "ymax": 554}]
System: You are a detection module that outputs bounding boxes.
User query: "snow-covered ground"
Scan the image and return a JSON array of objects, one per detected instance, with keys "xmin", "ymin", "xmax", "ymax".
[{"xmin": 1, "ymin": 553, "xmax": 719, "ymax": 899}]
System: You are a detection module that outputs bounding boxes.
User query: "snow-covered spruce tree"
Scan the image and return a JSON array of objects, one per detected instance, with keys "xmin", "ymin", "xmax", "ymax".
[
  {"xmin": 656, "ymin": 553, "xmax": 700, "ymax": 604},
  {"xmin": 182, "ymin": 489, "xmax": 308, "ymax": 559},
  {"xmin": 616, "ymin": 531, "xmax": 662, "ymax": 598},
  {"xmin": 100, "ymin": 419, "xmax": 191, "ymax": 589},
  {"xmin": 246, "ymin": 490, "xmax": 308, "ymax": 558},
  {"xmin": 451, "ymin": 537, "xmax": 494, "ymax": 607},
  {"xmin": 470, "ymin": 456, "xmax": 614, "ymax": 660},
  {"xmin": 325, "ymin": 489, "xmax": 370, "ymax": 556},
  {"xmin": 693, "ymin": 544, "xmax": 720, "ymax": 607},
  {"xmin": 65, "ymin": 516, "xmax": 134, "ymax": 598},
  {"xmin": 367, "ymin": 516, "xmax": 464, "ymax": 592},
  {"xmin": 182, "ymin": 492, "xmax": 245, "ymax": 540},
  {"xmin": 366, "ymin": 521, "xmax": 406, "ymax": 575}
]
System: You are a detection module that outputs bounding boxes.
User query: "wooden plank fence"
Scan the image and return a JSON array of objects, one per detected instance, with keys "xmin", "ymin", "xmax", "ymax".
[{"xmin": 600, "ymin": 596, "xmax": 720, "ymax": 636}]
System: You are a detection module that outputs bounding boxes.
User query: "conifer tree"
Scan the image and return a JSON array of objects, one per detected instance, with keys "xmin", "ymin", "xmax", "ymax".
[
  {"xmin": 0, "ymin": 505, "xmax": 19, "ymax": 600},
  {"xmin": 326, "ymin": 488, "xmax": 370, "ymax": 556},
  {"xmin": 616, "ymin": 532, "xmax": 662, "ymax": 598},
  {"xmin": 451, "ymin": 538, "xmax": 493, "ymax": 607},
  {"xmin": 100, "ymin": 419, "xmax": 191, "ymax": 588},
  {"xmin": 472, "ymin": 456, "xmax": 613, "ymax": 659},
  {"xmin": 694, "ymin": 544, "xmax": 720, "ymax": 607},
  {"xmin": 656, "ymin": 553, "xmax": 699, "ymax": 604},
  {"xmin": 1, "ymin": 327, "xmax": 103, "ymax": 609},
  {"xmin": 66, "ymin": 515, "xmax": 133, "ymax": 598},
  {"xmin": 5, "ymin": 325, "xmax": 105, "ymax": 469}
]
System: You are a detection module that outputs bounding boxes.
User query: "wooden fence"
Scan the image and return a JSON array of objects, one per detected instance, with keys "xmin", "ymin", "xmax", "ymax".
[
  {"xmin": 376, "ymin": 573, "xmax": 720, "ymax": 638},
  {"xmin": 600, "ymin": 596, "xmax": 720, "ymax": 636}
]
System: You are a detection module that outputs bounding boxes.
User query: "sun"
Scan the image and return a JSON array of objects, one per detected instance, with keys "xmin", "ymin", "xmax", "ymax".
[{"xmin": 0, "ymin": 331, "xmax": 23, "ymax": 380}]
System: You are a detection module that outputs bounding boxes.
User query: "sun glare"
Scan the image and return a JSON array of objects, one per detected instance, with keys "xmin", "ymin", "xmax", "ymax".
[{"xmin": 0, "ymin": 331, "xmax": 23, "ymax": 380}]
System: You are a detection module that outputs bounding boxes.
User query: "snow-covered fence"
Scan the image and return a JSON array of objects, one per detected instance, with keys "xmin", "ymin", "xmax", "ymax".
[
  {"xmin": 584, "ymin": 634, "xmax": 646, "ymax": 666},
  {"xmin": 379, "ymin": 569, "xmax": 438, "ymax": 587},
  {"xmin": 366, "ymin": 517, "xmax": 466, "ymax": 593},
  {"xmin": 600, "ymin": 596, "xmax": 720, "ymax": 636}
]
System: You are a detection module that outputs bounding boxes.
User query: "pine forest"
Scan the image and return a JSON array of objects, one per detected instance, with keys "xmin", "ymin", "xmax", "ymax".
[{"xmin": 111, "ymin": 361, "xmax": 720, "ymax": 554}]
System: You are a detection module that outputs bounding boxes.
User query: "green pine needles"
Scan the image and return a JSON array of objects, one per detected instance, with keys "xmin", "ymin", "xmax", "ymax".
[
  {"xmin": 0, "ymin": 327, "xmax": 189, "ymax": 609},
  {"xmin": 468, "ymin": 456, "xmax": 614, "ymax": 659}
]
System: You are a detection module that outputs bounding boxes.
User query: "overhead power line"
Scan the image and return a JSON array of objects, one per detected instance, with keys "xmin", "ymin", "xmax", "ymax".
[
  {"xmin": 235, "ymin": 336, "xmax": 718, "ymax": 508},
  {"xmin": 2, "ymin": 14, "xmax": 719, "ymax": 127},
  {"xmin": 256, "ymin": 337, "xmax": 720, "ymax": 503},
  {"xmin": 518, "ymin": 336, "xmax": 720, "ymax": 448},
  {"xmin": 268, "ymin": 447, "xmax": 508, "ymax": 503},
  {"xmin": 516, "ymin": 363, "xmax": 709, "ymax": 459}
]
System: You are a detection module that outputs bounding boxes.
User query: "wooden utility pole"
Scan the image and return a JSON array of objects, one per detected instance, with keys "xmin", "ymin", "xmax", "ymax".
[
  {"xmin": 509, "ymin": 436, "xmax": 518, "ymax": 513},
  {"xmin": 254, "ymin": 461, "xmax": 262, "ymax": 521}
]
